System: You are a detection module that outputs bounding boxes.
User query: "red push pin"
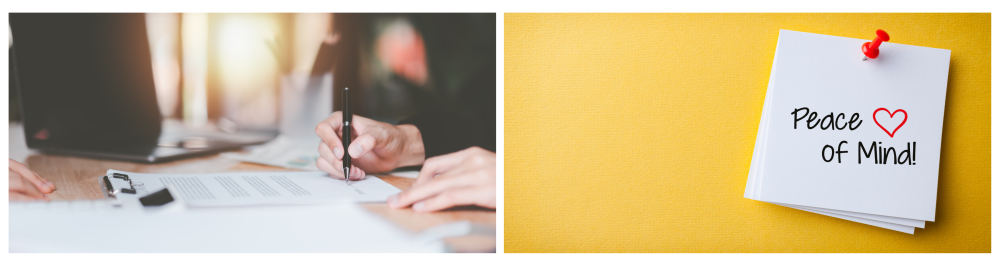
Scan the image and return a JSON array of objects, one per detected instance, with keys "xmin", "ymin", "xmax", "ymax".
[{"xmin": 861, "ymin": 29, "xmax": 890, "ymax": 61}]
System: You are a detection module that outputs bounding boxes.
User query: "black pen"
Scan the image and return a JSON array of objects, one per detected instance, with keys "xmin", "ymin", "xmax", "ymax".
[{"xmin": 342, "ymin": 87, "xmax": 352, "ymax": 184}]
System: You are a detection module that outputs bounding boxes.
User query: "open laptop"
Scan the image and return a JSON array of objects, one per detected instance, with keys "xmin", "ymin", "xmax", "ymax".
[{"xmin": 10, "ymin": 13, "xmax": 276, "ymax": 163}]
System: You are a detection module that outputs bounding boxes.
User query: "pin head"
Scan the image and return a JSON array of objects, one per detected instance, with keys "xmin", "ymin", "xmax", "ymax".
[
  {"xmin": 875, "ymin": 29, "xmax": 889, "ymax": 42},
  {"xmin": 862, "ymin": 29, "xmax": 890, "ymax": 60}
]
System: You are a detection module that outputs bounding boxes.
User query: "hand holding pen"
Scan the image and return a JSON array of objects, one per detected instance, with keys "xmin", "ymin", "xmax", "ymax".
[{"xmin": 314, "ymin": 90, "xmax": 427, "ymax": 181}]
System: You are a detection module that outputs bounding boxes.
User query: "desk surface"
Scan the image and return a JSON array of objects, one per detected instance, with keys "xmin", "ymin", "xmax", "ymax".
[{"xmin": 9, "ymin": 124, "xmax": 495, "ymax": 252}]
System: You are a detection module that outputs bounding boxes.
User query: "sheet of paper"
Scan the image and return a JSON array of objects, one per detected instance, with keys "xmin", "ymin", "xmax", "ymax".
[
  {"xmin": 9, "ymin": 201, "xmax": 445, "ymax": 252},
  {"xmin": 107, "ymin": 170, "xmax": 399, "ymax": 206},
  {"xmin": 751, "ymin": 67, "xmax": 923, "ymax": 231},
  {"xmin": 745, "ymin": 31, "xmax": 929, "ymax": 232},
  {"xmin": 222, "ymin": 135, "xmax": 321, "ymax": 171},
  {"xmin": 757, "ymin": 30, "xmax": 949, "ymax": 221}
]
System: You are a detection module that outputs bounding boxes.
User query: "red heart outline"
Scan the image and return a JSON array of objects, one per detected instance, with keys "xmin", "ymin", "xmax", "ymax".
[{"xmin": 873, "ymin": 108, "xmax": 907, "ymax": 138}]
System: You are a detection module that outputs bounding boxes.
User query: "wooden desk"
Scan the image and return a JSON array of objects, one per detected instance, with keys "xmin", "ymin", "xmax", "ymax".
[{"xmin": 18, "ymin": 152, "xmax": 496, "ymax": 252}]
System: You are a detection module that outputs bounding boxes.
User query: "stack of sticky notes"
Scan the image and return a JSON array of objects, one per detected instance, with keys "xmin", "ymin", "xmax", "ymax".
[{"xmin": 745, "ymin": 30, "xmax": 951, "ymax": 234}]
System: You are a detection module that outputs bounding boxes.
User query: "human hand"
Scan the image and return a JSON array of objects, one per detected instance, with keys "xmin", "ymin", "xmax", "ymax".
[
  {"xmin": 387, "ymin": 147, "xmax": 496, "ymax": 212},
  {"xmin": 9, "ymin": 159, "xmax": 55, "ymax": 201},
  {"xmin": 315, "ymin": 111, "xmax": 425, "ymax": 180}
]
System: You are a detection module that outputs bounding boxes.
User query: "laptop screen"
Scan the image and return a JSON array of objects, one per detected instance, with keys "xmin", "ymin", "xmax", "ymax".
[{"xmin": 11, "ymin": 13, "xmax": 162, "ymax": 148}]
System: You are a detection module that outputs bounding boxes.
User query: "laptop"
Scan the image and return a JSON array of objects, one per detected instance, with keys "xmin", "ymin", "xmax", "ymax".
[{"xmin": 10, "ymin": 13, "xmax": 276, "ymax": 163}]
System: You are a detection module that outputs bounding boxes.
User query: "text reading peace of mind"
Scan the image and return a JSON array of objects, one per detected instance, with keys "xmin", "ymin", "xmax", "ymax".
[{"xmin": 790, "ymin": 107, "xmax": 916, "ymax": 166}]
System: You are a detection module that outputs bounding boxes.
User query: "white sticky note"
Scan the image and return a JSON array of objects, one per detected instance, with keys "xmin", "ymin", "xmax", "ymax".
[
  {"xmin": 756, "ymin": 30, "xmax": 950, "ymax": 222},
  {"xmin": 746, "ymin": 37, "xmax": 928, "ymax": 230}
]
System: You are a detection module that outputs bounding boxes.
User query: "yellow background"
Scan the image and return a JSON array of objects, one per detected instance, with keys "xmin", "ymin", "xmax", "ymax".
[{"xmin": 505, "ymin": 13, "xmax": 990, "ymax": 252}]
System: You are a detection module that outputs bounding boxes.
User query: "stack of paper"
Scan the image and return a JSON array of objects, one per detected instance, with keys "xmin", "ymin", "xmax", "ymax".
[{"xmin": 745, "ymin": 30, "xmax": 950, "ymax": 234}]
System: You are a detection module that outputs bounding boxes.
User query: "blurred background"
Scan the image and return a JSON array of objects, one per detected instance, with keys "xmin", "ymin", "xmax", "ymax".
[{"xmin": 9, "ymin": 13, "xmax": 495, "ymax": 137}]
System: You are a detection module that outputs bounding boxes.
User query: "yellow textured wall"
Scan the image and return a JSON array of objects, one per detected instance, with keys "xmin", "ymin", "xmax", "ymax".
[{"xmin": 504, "ymin": 13, "xmax": 990, "ymax": 252}]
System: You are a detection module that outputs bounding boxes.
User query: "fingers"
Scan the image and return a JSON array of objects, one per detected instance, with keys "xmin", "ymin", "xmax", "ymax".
[
  {"xmin": 389, "ymin": 168, "xmax": 476, "ymax": 209},
  {"xmin": 315, "ymin": 112, "xmax": 345, "ymax": 159},
  {"xmin": 386, "ymin": 147, "xmax": 496, "ymax": 212},
  {"xmin": 34, "ymin": 171, "xmax": 54, "ymax": 190},
  {"xmin": 347, "ymin": 118, "xmax": 392, "ymax": 159},
  {"xmin": 317, "ymin": 111, "xmax": 344, "ymax": 135},
  {"xmin": 316, "ymin": 124, "xmax": 345, "ymax": 160},
  {"xmin": 348, "ymin": 133, "xmax": 377, "ymax": 158},
  {"xmin": 316, "ymin": 157, "xmax": 340, "ymax": 178},
  {"xmin": 9, "ymin": 169, "xmax": 48, "ymax": 200},
  {"xmin": 413, "ymin": 148, "xmax": 471, "ymax": 186},
  {"xmin": 317, "ymin": 141, "xmax": 341, "ymax": 169},
  {"xmin": 316, "ymin": 156, "xmax": 366, "ymax": 180},
  {"xmin": 317, "ymin": 112, "xmax": 380, "ymax": 174},
  {"xmin": 346, "ymin": 115, "xmax": 399, "ymax": 159},
  {"xmin": 411, "ymin": 186, "xmax": 495, "ymax": 213},
  {"xmin": 354, "ymin": 167, "xmax": 367, "ymax": 180},
  {"xmin": 9, "ymin": 159, "xmax": 54, "ymax": 193}
]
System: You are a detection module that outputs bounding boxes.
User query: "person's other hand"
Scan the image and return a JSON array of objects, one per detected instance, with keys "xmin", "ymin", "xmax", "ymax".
[
  {"xmin": 9, "ymin": 159, "xmax": 55, "ymax": 201},
  {"xmin": 315, "ymin": 112, "xmax": 425, "ymax": 180},
  {"xmin": 387, "ymin": 147, "xmax": 495, "ymax": 212}
]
